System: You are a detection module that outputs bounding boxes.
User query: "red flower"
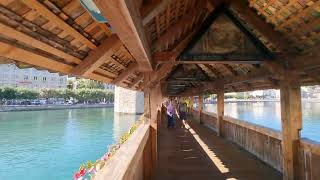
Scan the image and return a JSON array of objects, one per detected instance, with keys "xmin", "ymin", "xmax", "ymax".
[
  {"xmin": 73, "ymin": 169, "xmax": 86, "ymax": 180},
  {"xmin": 79, "ymin": 169, "xmax": 86, "ymax": 176}
]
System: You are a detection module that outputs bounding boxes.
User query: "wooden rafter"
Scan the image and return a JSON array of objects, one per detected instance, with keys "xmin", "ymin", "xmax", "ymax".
[
  {"xmin": 129, "ymin": 75, "xmax": 144, "ymax": 89},
  {"xmin": 23, "ymin": 0, "xmax": 97, "ymax": 50},
  {"xmin": 0, "ymin": 40, "xmax": 112, "ymax": 82},
  {"xmin": 94, "ymin": 0, "xmax": 153, "ymax": 71},
  {"xmin": 112, "ymin": 63, "xmax": 139, "ymax": 85},
  {"xmin": 154, "ymin": 15, "xmax": 205, "ymax": 64},
  {"xmin": 177, "ymin": 60, "xmax": 265, "ymax": 64},
  {"xmin": 230, "ymin": 1, "xmax": 295, "ymax": 52},
  {"xmin": 154, "ymin": 2, "xmax": 205, "ymax": 51},
  {"xmin": 223, "ymin": 64, "xmax": 238, "ymax": 76},
  {"xmin": 0, "ymin": 22, "xmax": 81, "ymax": 64},
  {"xmin": 72, "ymin": 35, "xmax": 122, "ymax": 76},
  {"xmin": 179, "ymin": 68, "xmax": 271, "ymax": 96},
  {"xmin": 204, "ymin": 64, "xmax": 221, "ymax": 78},
  {"xmin": 141, "ymin": 0, "xmax": 171, "ymax": 26}
]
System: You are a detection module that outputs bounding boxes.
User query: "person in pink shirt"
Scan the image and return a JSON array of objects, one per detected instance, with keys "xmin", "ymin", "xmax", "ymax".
[{"xmin": 167, "ymin": 100, "xmax": 175, "ymax": 128}]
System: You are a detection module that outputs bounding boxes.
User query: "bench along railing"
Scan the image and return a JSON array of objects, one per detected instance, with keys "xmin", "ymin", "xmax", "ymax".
[
  {"xmin": 93, "ymin": 122, "xmax": 150, "ymax": 180},
  {"xmin": 190, "ymin": 108, "xmax": 320, "ymax": 179}
]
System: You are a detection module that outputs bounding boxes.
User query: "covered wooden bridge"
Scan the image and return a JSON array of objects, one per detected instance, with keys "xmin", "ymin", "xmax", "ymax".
[{"xmin": 0, "ymin": 0, "xmax": 319, "ymax": 179}]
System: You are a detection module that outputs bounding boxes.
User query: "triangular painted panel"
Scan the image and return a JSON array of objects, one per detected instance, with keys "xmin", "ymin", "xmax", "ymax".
[{"xmin": 180, "ymin": 9, "xmax": 273, "ymax": 61}]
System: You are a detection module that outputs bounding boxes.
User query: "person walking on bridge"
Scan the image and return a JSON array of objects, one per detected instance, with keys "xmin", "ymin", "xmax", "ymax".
[{"xmin": 167, "ymin": 100, "xmax": 175, "ymax": 128}]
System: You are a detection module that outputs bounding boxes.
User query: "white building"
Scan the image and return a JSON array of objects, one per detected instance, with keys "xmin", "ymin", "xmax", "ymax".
[{"xmin": 0, "ymin": 64, "xmax": 67, "ymax": 89}]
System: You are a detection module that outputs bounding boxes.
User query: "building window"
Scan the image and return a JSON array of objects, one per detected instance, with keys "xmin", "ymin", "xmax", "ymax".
[
  {"xmin": 43, "ymin": 77, "xmax": 47, "ymax": 81},
  {"xmin": 24, "ymin": 75, "xmax": 28, "ymax": 80},
  {"xmin": 34, "ymin": 76, "xmax": 38, "ymax": 80}
]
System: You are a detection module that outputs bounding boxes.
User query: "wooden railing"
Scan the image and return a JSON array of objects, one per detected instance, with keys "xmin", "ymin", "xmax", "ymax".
[
  {"xmin": 299, "ymin": 139, "xmax": 320, "ymax": 180},
  {"xmin": 222, "ymin": 115, "xmax": 283, "ymax": 172},
  {"xmin": 93, "ymin": 122, "xmax": 151, "ymax": 180},
  {"xmin": 190, "ymin": 108, "xmax": 320, "ymax": 179},
  {"xmin": 190, "ymin": 108, "xmax": 282, "ymax": 172}
]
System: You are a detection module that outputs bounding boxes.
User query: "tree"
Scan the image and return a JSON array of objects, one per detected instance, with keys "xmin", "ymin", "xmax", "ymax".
[
  {"xmin": 16, "ymin": 88, "xmax": 39, "ymax": 99},
  {"xmin": 67, "ymin": 79, "xmax": 75, "ymax": 89},
  {"xmin": 2, "ymin": 87, "xmax": 16, "ymax": 100},
  {"xmin": 40, "ymin": 89, "xmax": 63, "ymax": 99},
  {"xmin": 76, "ymin": 79, "xmax": 104, "ymax": 89}
]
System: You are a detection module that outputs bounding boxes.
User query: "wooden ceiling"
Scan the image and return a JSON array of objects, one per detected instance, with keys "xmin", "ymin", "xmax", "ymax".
[{"xmin": 0, "ymin": 0, "xmax": 319, "ymax": 95}]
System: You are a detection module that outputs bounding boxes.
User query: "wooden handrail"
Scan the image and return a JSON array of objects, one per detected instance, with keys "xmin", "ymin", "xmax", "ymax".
[
  {"xmin": 223, "ymin": 116, "xmax": 282, "ymax": 140},
  {"xmin": 300, "ymin": 138, "xmax": 320, "ymax": 155},
  {"xmin": 192, "ymin": 109, "xmax": 282, "ymax": 140},
  {"xmin": 201, "ymin": 111, "xmax": 217, "ymax": 118},
  {"xmin": 93, "ymin": 122, "xmax": 150, "ymax": 180}
]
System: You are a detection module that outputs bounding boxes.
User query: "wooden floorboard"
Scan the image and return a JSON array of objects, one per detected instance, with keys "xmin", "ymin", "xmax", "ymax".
[{"xmin": 155, "ymin": 116, "xmax": 282, "ymax": 180}]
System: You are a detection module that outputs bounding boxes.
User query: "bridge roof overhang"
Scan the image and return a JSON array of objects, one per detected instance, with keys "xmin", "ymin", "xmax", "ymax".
[{"xmin": 0, "ymin": 0, "xmax": 319, "ymax": 95}]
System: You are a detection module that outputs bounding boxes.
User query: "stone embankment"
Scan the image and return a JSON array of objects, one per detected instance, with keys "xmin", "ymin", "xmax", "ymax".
[{"xmin": 0, "ymin": 104, "xmax": 113, "ymax": 112}]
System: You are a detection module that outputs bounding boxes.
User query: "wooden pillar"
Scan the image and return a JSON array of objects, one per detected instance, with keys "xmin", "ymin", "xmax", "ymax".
[
  {"xmin": 199, "ymin": 95, "xmax": 203, "ymax": 124},
  {"xmin": 280, "ymin": 79, "xmax": 302, "ymax": 180},
  {"xmin": 143, "ymin": 72, "xmax": 163, "ymax": 180},
  {"xmin": 217, "ymin": 88, "xmax": 224, "ymax": 137}
]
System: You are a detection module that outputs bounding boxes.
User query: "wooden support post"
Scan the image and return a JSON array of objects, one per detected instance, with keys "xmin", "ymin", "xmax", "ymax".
[
  {"xmin": 199, "ymin": 95, "xmax": 204, "ymax": 124},
  {"xmin": 217, "ymin": 87, "xmax": 224, "ymax": 137},
  {"xmin": 280, "ymin": 78, "xmax": 302, "ymax": 180},
  {"xmin": 143, "ymin": 72, "xmax": 163, "ymax": 179}
]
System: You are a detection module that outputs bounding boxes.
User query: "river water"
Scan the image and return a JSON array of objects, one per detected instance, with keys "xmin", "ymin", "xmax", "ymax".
[
  {"xmin": 0, "ymin": 108, "xmax": 139, "ymax": 180},
  {"xmin": 204, "ymin": 102, "xmax": 320, "ymax": 141}
]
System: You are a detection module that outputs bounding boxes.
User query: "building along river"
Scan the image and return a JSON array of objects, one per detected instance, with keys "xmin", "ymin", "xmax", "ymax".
[
  {"xmin": 204, "ymin": 101, "xmax": 320, "ymax": 142},
  {"xmin": 0, "ymin": 108, "xmax": 140, "ymax": 180}
]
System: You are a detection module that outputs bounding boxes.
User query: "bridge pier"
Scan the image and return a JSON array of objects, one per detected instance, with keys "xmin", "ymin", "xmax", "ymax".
[{"xmin": 114, "ymin": 86, "xmax": 144, "ymax": 114}]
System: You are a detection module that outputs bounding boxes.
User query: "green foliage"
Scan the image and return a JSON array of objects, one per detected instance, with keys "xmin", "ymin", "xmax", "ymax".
[
  {"xmin": 1, "ymin": 87, "xmax": 17, "ymax": 100},
  {"xmin": 76, "ymin": 79, "xmax": 104, "ymax": 89},
  {"xmin": 67, "ymin": 79, "xmax": 74, "ymax": 89},
  {"xmin": 0, "ymin": 87, "xmax": 114, "ymax": 102},
  {"xmin": 75, "ymin": 88, "xmax": 113, "ymax": 103},
  {"xmin": 16, "ymin": 88, "xmax": 39, "ymax": 99},
  {"xmin": 40, "ymin": 89, "xmax": 63, "ymax": 99}
]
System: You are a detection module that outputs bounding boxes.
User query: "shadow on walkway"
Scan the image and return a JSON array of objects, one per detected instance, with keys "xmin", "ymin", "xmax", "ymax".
[{"xmin": 155, "ymin": 117, "xmax": 282, "ymax": 180}]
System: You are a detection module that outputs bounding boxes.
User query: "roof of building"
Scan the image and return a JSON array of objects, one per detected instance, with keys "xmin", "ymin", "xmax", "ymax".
[{"xmin": 0, "ymin": 0, "xmax": 319, "ymax": 95}]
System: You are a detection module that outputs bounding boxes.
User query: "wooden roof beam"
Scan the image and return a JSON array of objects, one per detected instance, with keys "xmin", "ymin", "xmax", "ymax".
[
  {"xmin": 230, "ymin": 1, "xmax": 295, "ymax": 52},
  {"xmin": 71, "ymin": 35, "xmax": 122, "ymax": 77},
  {"xmin": 288, "ymin": 44, "xmax": 320, "ymax": 71},
  {"xmin": 154, "ymin": 2, "xmax": 205, "ymax": 52},
  {"xmin": 0, "ymin": 40, "xmax": 112, "ymax": 83},
  {"xmin": 141, "ymin": 0, "xmax": 171, "ymax": 26},
  {"xmin": 23, "ymin": 0, "xmax": 97, "ymax": 49},
  {"xmin": 94, "ymin": 0, "xmax": 153, "ymax": 71},
  {"xmin": 204, "ymin": 64, "xmax": 221, "ymax": 78},
  {"xmin": 179, "ymin": 68, "xmax": 271, "ymax": 96},
  {"xmin": 128, "ymin": 75, "xmax": 144, "ymax": 88},
  {"xmin": 0, "ymin": 22, "xmax": 81, "ymax": 64},
  {"xmin": 112, "ymin": 63, "xmax": 139, "ymax": 85},
  {"xmin": 223, "ymin": 64, "xmax": 238, "ymax": 76}
]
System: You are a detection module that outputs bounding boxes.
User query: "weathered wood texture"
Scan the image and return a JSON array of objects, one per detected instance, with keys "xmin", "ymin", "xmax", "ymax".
[
  {"xmin": 190, "ymin": 108, "xmax": 283, "ymax": 172},
  {"xmin": 280, "ymin": 80, "xmax": 302, "ymax": 180},
  {"xmin": 299, "ymin": 139, "xmax": 320, "ymax": 180},
  {"xmin": 143, "ymin": 73, "xmax": 165, "ymax": 178},
  {"xmin": 199, "ymin": 111, "xmax": 218, "ymax": 132},
  {"xmin": 222, "ymin": 116, "xmax": 283, "ymax": 172},
  {"xmin": 217, "ymin": 89, "xmax": 224, "ymax": 136},
  {"xmin": 93, "ymin": 122, "xmax": 150, "ymax": 180}
]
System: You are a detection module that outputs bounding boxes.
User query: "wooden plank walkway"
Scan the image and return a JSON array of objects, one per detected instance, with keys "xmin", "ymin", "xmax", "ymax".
[{"xmin": 155, "ymin": 118, "xmax": 282, "ymax": 180}]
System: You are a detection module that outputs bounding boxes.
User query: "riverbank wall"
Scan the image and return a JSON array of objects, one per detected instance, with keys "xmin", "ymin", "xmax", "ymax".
[
  {"xmin": 0, "ymin": 104, "xmax": 114, "ymax": 112},
  {"xmin": 205, "ymin": 98, "xmax": 320, "ymax": 104}
]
